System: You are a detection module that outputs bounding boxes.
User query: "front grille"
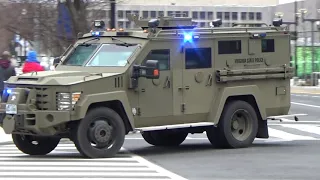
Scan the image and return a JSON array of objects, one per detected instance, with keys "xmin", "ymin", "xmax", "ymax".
[{"xmin": 6, "ymin": 85, "xmax": 52, "ymax": 110}]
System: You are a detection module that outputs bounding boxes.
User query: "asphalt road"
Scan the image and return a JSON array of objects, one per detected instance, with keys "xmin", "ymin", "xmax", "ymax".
[
  {"xmin": 1, "ymin": 93, "xmax": 320, "ymax": 180},
  {"xmin": 122, "ymin": 93, "xmax": 320, "ymax": 180},
  {"xmin": 290, "ymin": 93, "xmax": 320, "ymax": 122}
]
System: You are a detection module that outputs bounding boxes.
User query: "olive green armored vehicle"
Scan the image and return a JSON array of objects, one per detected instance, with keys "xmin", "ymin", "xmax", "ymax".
[{"xmin": 0, "ymin": 15, "xmax": 303, "ymax": 158}]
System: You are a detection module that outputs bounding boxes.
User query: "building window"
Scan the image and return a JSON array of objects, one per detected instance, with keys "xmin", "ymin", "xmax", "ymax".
[
  {"xmin": 143, "ymin": 11, "xmax": 148, "ymax": 18},
  {"xmin": 192, "ymin": 11, "xmax": 198, "ymax": 19},
  {"xmin": 168, "ymin": 11, "xmax": 174, "ymax": 17},
  {"xmin": 158, "ymin": 11, "xmax": 164, "ymax": 17},
  {"xmin": 208, "ymin": 12, "xmax": 213, "ymax": 19},
  {"xmin": 132, "ymin": 11, "xmax": 139, "ymax": 16},
  {"xmin": 224, "ymin": 12, "xmax": 230, "ymax": 20},
  {"xmin": 217, "ymin": 12, "xmax": 222, "ymax": 19},
  {"xmin": 232, "ymin": 12, "xmax": 238, "ymax": 20},
  {"xmin": 118, "ymin": 21, "xmax": 124, "ymax": 28},
  {"xmin": 256, "ymin": 12, "xmax": 262, "ymax": 20},
  {"xmin": 183, "ymin": 11, "xmax": 189, "ymax": 17},
  {"xmin": 175, "ymin": 11, "xmax": 181, "ymax": 17},
  {"xmin": 200, "ymin": 12, "xmax": 206, "ymax": 19},
  {"xmin": 241, "ymin": 12, "xmax": 247, "ymax": 20},
  {"xmin": 249, "ymin": 12, "xmax": 254, "ymax": 20},
  {"xmin": 218, "ymin": 40, "xmax": 242, "ymax": 54},
  {"xmin": 118, "ymin": 10, "xmax": 123, "ymax": 18},
  {"xmin": 126, "ymin": 22, "xmax": 131, "ymax": 28},
  {"xmin": 262, "ymin": 39, "xmax": 275, "ymax": 52},
  {"xmin": 151, "ymin": 11, "xmax": 156, "ymax": 18},
  {"xmin": 143, "ymin": 49, "xmax": 170, "ymax": 70},
  {"xmin": 185, "ymin": 48, "xmax": 212, "ymax": 69},
  {"xmin": 125, "ymin": 11, "xmax": 131, "ymax": 17}
]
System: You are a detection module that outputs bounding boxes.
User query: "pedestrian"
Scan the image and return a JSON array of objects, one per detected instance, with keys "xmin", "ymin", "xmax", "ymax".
[
  {"xmin": 22, "ymin": 51, "xmax": 44, "ymax": 74},
  {"xmin": 0, "ymin": 51, "xmax": 16, "ymax": 96}
]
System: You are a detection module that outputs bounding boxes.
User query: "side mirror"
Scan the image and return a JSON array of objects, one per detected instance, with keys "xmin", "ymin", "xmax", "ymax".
[
  {"xmin": 53, "ymin": 57, "xmax": 61, "ymax": 67},
  {"xmin": 132, "ymin": 60, "xmax": 160, "ymax": 79}
]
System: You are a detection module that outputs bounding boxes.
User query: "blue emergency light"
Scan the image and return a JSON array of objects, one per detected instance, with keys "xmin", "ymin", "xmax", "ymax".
[
  {"xmin": 91, "ymin": 31, "xmax": 103, "ymax": 36},
  {"xmin": 6, "ymin": 88, "xmax": 12, "ymax": 94},
  {"xmin": 183, "ymin": 32, "xmax": 199, "ymax": 43}
]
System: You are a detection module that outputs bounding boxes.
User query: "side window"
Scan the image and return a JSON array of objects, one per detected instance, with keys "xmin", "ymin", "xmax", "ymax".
[
  {"xmin": 185, "ymin": 48, "xmax": 212, "ymax": 69},
  {"xmin": 262, "ymin": 39, "xmax": 275, "ymax": 52},
  {"xmin": 143, "ymin": 49, "xmax": 170, "ymax": 71},
  {"xmin": 218, "ymin": 40, "xmax": 241, "ymax": 54}
]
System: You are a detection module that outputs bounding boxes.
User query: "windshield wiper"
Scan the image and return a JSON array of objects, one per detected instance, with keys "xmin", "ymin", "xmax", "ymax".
[
  {"xmin": 80, "ymin": 37, "xmax": 100, "ymax": 46},
  {"xmin": 111, "ymin": 37, "xmax": 134, "ymax": 47}
]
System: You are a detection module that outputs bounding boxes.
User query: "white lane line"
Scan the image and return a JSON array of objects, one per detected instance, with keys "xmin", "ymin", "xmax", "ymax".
[
  {"xmin": 132, "ymin": 155, "xmax": 188, "ymax": 180},
  {"xmin": 0, "ymin": 156, "xmax": 137, "ymax": 161},
  {"xmin": 0, "ymin": 172, "xmax": 170, "ymax": 177},
  {"xmin": 291, "ymin": 102, "xmax": 320, "ymax": 108},
  {"xmin": 280, "ymin": 124, "xmax": 320, "ymax": 136},
  {"xmin": 0, "ymin": 161, "xmax": 145, "ymax": 166},
  {"xmin": 268, "ymin": 127, "xmax": 317, "ymax": 140},
  {"xmin": 0, "ymin": 179, "xmax": 171, "ymax": 180},
  {"xmin": 0, "ymin": 166, "xmax": 153, "ymax": 171}
]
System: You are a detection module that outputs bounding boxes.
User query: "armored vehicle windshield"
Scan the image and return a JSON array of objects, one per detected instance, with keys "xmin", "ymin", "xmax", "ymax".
[{"xmin": 62, "ymin": 42, "xmax": 139, "ymax": 67}]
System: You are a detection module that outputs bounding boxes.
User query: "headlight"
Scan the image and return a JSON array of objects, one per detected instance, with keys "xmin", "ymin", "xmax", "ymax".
[{"xmin": 57, "ymin": 92, "xmax": 81, "ymax": 111}]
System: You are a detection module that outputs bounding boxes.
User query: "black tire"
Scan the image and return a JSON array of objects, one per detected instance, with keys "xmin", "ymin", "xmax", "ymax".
[
  {"xmin": 206, "ymin": 100, "xmax": 258, "ymax": 148},
  {"xmin": 12, "ymin": 134, "xmax": 60, "ymax": 155},
  {"xmin": 141, "ymin": 130, "xmax": 188, "ymax": 146},
  {"xmin": 72, "ymin": 107, "xmax": 125, "ymax": 158}
]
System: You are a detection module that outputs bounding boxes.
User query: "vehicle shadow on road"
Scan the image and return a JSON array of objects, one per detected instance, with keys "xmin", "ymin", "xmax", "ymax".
[{"xmin": 126, "ymin": 140, "xmax": 299, "ymax": 156}]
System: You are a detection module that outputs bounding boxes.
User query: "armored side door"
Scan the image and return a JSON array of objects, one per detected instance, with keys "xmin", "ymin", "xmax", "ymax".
[
  {"xmin": 137, "ymin": 41, "xmax": 176, "ymax": 127},
  {"xmin": 180, "ymin": 39, "xmax": 214, "ymax": 117}
]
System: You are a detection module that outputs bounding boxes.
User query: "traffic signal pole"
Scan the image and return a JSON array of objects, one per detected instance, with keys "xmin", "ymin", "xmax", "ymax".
[
  {"xmin": 110, "ymin": 0, "xmax": 116, "ymax": 29},
  {"xmin": 294, "ymin": 0, "xmax": 298, "ymax": 76}
]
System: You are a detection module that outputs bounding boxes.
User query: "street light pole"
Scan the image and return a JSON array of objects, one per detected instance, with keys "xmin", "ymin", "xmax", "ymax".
[
  {"xmin": 311, "ymin": 21, "xmax": 315, "ymax": 73},
  {"xmin": 294, "ymin": 0, "xmax": 298, "ymax": 76}
]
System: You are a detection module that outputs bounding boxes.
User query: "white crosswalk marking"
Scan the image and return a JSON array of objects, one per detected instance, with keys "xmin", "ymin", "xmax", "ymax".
[
  {"xmin": 1, "ymin": 122, "xmax": 320, "ymax": 179},
  {"xmin": 184, "ymin": 123, "xmax": 320, "ymax": 142},
  {"xmin": 0, "ymin": 142, "xmax": 187, "ymax": 180},
  {"xmin": 267, "ymin": 127, "xmax": 317, "ymax": 140}
]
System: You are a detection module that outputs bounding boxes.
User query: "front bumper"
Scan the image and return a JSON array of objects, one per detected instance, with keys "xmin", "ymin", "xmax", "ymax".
[
  {"xmin": 0, "ymin": 88, "xmax": 70, "ymax": 135},
  {"xmin": 0, "ymin": 110, "xmax": 70, "ymax": 135}
]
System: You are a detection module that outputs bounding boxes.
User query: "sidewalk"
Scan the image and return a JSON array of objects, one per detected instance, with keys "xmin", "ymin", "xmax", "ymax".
[
  {"xmin": 0, "ymin": 128, "xmax": 12, "ymax": 143},
  {"xmin": 291, "ymin": 85, "xmax": 320, "ymax": 94}
]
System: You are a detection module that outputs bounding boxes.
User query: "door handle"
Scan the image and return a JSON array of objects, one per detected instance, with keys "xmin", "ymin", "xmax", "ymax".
[{"xmin": 178, "ymin": 86, "xmax": 190, "ymax": 91}]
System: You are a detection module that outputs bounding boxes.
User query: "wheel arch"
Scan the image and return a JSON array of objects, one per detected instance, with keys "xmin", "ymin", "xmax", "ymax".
[
  {"xmin": 207, "ymin": 85, "xmax": 267, "ymax": 125},
  {"xmin": 74, "ymin": 91, "xmax": 135, "ymax": 134}
]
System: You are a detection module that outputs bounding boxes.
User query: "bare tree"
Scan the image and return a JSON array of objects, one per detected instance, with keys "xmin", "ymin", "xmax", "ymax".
[{"xmin": 0, "ymin": 0, "xmax": 113, "ymax": 56}]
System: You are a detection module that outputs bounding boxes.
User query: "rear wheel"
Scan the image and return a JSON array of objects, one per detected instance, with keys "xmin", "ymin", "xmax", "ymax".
[
  {"xmin": 206, "ymin": 100, "xmax": 258, "ymax": 148},
  {"xmin": 71, "ymin": 107, "xmax": 125, "ymax": 158},
  {"xmin": 12, "ymin": 134, "xmax": 60, "ymax": 155},
  {"xmin": 142, "ymin": 130, "xmax": 188, "ymax": 146}
]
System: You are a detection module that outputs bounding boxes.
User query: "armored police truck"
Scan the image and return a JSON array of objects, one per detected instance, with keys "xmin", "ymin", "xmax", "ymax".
[{"xmin": 0, "ymin": 15, "xmax": 301, "ymax": 158}]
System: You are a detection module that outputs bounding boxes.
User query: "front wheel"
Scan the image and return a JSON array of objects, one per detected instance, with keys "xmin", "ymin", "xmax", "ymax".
[
  {"xmin": 12, "ymin": 134, "xmax": 60, "ymax": 155},
  {"xmin": 206, "ymin": 100, "xmax": 258, "ymax": 148},
  {"xmin": 72, "ymin": 107, "xmax": 126, "ymax": 158}
]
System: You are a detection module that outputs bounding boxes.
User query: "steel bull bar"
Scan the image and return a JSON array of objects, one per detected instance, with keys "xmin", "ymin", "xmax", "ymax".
[{"xmin": 0, "ymin": 88, "xmax": 69, "ymax": 135}]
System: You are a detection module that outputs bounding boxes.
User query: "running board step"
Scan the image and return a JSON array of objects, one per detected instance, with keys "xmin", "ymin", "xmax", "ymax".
[{"xmin": 134, "ymin": 122, "xmax": 215, "ymax": 132}]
